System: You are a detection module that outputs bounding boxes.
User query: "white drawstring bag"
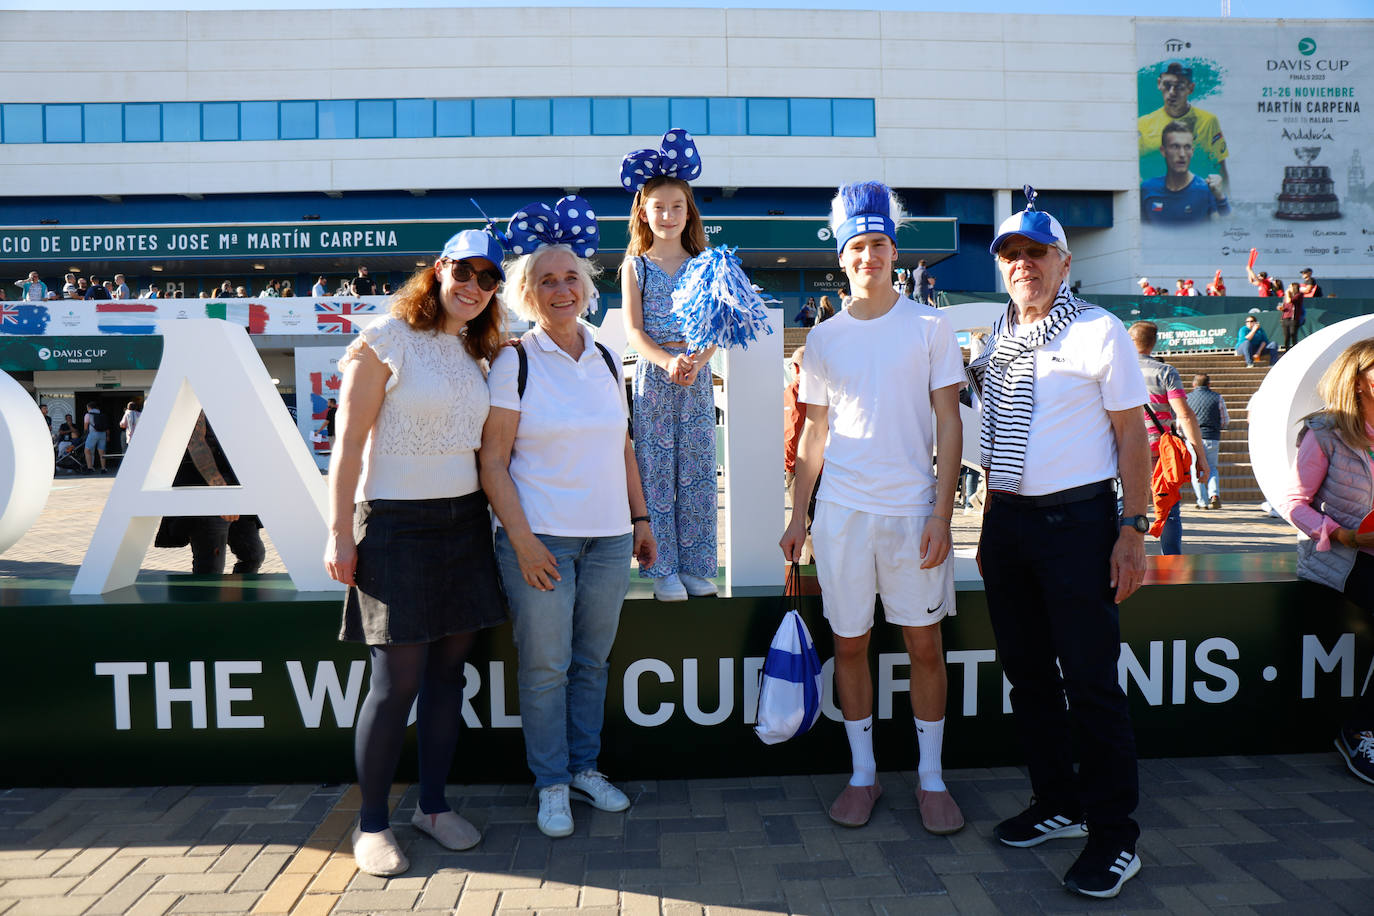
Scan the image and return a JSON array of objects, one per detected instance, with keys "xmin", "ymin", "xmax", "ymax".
[{"xmin": 754, "ymin": 565, "xmax": 823, "ymax": 744}]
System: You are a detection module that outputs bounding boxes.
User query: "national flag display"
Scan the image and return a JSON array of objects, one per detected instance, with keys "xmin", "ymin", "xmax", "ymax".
[
  {"xmin": 0, "ymin": 304, "xmax": 51, "ymax": 334},
  {"xmin": 95, "ymin": 302, "xmax": 160, "ymax": 335},
  {"xmin": 314, "ymin": 301, "xmax": 377, "ymax": 333}
]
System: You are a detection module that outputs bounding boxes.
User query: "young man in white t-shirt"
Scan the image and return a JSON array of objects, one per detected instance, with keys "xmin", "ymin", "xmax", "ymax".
[{"xmin": 781, "ymin": 181, "xmax": 966, "ymax": 835}]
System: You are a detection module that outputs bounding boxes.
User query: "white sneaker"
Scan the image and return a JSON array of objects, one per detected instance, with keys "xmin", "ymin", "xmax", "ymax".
[
  {"xmin": 571, "ymin": 770, "xmax": 631, "ymax": 812},
  {"xmin": 677, "ymin": 573, "xmax": 717, "ymax": 597},
  {"xmin": 653, "ymin": 574, "xmax": 688, "ymax": 602},
  {"xmin": 537, "ymin": 784, "xmax": 574, "ymax": 838}
]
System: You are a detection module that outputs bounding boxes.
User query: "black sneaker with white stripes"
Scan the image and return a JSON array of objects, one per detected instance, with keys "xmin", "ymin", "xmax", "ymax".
[
  {"xmin": 1063, "ymin": 841, "xmax": 1141, "ymax": 899},
  {"xmin": 993, "ymin": 798, "xmax": 1087, "ymax": 848}
]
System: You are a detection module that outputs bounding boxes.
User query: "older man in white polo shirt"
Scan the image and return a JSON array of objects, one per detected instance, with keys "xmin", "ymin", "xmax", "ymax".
[{"xmin": 968, "ymin": 188, "xmax": 1150, "ymax": 899}]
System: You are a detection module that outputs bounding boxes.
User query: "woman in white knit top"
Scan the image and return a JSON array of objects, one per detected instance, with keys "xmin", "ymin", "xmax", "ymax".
[{"xmin": 325, "ymin": 230, "xmax": 509, "ymax": 877}]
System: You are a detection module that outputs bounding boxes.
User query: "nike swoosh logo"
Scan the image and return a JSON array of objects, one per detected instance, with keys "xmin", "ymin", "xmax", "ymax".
[
  {"xmin": 926, "ymin": 601, "xmax": 944, "ymax": 615},
  {"xmin": 862, "ymin": 724, "xmax": 872, "ymax": 733}
]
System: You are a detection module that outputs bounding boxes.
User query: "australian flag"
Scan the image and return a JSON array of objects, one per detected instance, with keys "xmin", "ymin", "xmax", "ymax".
[
  {"xmin": 0, "ymin": 303, "xmax": 51, "ymax": 334},
  {"xmin": 315, "ymin": 301, "xmax": 377, "ymax": 333}
]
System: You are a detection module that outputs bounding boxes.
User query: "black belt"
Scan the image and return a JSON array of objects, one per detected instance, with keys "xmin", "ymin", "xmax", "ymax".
[{"xmin": 988, "ymin": 479, "xmax": 1115, "ymax": 508}]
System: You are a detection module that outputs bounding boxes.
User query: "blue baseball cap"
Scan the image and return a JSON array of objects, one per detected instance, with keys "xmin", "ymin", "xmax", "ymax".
[
  {"xmin": 439, "ymin": 229, "xmax": 506, "ymax": 280},
  {"xmin": 989, "ymin": 208, "xmax": 1068, "ymax": 255}
]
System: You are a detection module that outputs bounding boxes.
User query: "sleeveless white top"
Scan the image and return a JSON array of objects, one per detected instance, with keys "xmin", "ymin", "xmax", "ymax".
[{"xmin": 348, "ymin": 315, "xmax": 489, "ymax": 501}]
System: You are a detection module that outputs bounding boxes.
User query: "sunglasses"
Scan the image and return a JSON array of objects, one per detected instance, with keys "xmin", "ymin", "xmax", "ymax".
[
  {"xmin": 443, "ymin": 259, "xmax": 501, "ymax": 292},
  {"xmin": 996, "ymin": 244, "xmax": 1053, "ymax": 263}
]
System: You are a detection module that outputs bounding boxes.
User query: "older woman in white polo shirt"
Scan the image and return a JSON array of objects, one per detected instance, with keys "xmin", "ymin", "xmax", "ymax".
[{"xmin": 479, "ymin": 198, "xmax": 655, "ymax": 839}]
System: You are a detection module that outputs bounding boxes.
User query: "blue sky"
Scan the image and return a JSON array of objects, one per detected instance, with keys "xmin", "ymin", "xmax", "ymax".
[{"xmin": 3, "ymin": 0, "xmax": 1371, "ymax": 16}]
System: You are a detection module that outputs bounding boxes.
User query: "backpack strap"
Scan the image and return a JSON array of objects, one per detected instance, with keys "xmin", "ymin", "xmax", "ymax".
[
  {"xmin": 594, "ymin": 341, "xmax": 618, "ymax": 384},
  {"xmin": 514, "ymin": 340, "xmax": 528, "ymax": 400},
  {"xmin": 1143, "ymin": 403, "xmax": 1173, "ymax": 437}
]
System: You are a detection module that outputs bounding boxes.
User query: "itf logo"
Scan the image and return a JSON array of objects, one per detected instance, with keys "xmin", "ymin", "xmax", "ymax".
[
  {"xmin": 1298, "ymin": 37, "xmax": 1317, "ymax": 56},
  {"xmin": 1164, "ymin": 38, "xmax": 1191, "ymax": 52}
]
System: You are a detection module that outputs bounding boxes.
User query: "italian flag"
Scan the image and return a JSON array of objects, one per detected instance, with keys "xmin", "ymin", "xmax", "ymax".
[{"xmin": 206, "ymin": 301, "xmax": 269, "ymax": 334}]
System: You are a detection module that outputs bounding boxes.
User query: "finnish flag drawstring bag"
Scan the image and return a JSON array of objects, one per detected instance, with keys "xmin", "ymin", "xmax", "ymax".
[{"xmin": 754, "ymin": 563, "xmax": 823, "ymax": 744}]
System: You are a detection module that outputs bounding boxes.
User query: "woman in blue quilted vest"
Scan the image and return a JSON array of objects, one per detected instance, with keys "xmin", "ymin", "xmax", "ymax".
[{"xmin": 1281, "ymin": 337, "xmax": 1374, "ymax": 785}]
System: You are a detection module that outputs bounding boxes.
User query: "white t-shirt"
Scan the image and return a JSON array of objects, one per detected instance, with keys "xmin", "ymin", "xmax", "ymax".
[
  {"xmin": 798, "ymin": 296, "xmax": 965, "ymax": 516},
  {"xmin": 1006, "ymin": 308, "xmax": 1147, "ymax": 496},
  {"xmin": 488, "ymin": 323, "xmax": 632, "ymax": 538}
]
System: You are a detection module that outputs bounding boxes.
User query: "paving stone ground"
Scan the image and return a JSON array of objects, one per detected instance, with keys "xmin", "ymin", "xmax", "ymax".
[{"xmin": 3, "ymin": 478, "xmax": 1367, "ymax": 915}]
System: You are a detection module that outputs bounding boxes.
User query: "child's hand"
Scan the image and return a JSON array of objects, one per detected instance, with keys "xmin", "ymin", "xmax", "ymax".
[{"xmin": 667, "ymin": 353, "xmax": 693, "ymax": 382}]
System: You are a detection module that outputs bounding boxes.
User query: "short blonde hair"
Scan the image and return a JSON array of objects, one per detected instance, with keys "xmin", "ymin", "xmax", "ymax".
[{"xmin": 503, "ymin": 244, "xmax": 602, "ymax": 323}]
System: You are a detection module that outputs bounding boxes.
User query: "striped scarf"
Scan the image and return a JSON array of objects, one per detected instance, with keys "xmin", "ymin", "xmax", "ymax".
[{"xmin": 965, "ymin": 283, "xmax": 1087, "ymax": 493}]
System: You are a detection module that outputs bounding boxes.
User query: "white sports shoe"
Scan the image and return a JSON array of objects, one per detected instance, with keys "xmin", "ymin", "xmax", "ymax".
[
  {"xmin": 537, "ymin": 784, "xmax": 574, "ymax": 838},
  {"xmin": 677, "ymin": 573, "xmax": 717, "ymax": 597},
  {"xmin": 653, "ymin": 574, "xmax": 688, "ymax": 602},
  {"xmin": 571, "ymin": 770, "xmax": 631, "ymax": 812}
]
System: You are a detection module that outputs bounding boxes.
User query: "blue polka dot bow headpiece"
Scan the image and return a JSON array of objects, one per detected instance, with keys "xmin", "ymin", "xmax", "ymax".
[
  {"xmin": 619, "ymin": 128, "xmax": 702, "ymax": 193},
  {"xmin": 505, "ymin": 196, "xmax": 599, "ymax": 259}
]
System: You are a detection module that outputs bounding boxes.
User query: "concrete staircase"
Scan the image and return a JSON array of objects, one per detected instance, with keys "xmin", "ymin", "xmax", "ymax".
[{"xmin": 1154, "ymin": 350, "xmax": 1273, "ymax": 506}]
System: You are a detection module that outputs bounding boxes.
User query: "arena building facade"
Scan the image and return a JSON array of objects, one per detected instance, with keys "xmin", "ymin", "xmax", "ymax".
[{"xmin": 2, "ymin": 7, "xmax": 1369, "ymax": 416}]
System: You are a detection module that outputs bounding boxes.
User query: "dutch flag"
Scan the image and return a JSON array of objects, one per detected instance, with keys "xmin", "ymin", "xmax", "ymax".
[{"xmin": 96, "ymin": 302, "xmax": 159, "ymax": 335}]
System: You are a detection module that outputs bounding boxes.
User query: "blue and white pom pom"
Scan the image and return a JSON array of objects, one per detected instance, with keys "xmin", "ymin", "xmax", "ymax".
[{"xmin": 670, "ymin": 246, "xmax": 776, "ymax": 351}]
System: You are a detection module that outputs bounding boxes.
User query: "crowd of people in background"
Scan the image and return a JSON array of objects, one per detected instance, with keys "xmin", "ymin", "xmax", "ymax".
[{"xmin": 6, "ymin": 264, "xmax": 391, "ymax": 302}]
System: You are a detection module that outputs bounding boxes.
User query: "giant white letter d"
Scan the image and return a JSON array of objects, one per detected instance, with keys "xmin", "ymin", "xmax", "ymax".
[{"xmin": 72, "ymin": 320, "xmax": 342, "ymax": 594}]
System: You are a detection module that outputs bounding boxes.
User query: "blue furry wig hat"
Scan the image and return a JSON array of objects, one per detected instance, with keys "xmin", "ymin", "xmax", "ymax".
[{"xmin": 829, "ymin": 181, "xmax": 903, "ymax": 255}]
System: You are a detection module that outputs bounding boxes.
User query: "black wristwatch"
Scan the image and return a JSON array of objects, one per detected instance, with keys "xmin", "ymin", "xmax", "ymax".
[{"xmin": 1121, "ymin": 514, "xmax": 1150, "ymax": 533}]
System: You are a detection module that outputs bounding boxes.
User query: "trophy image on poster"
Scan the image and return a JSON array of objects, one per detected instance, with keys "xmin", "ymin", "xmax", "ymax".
[{"xmin": 1275, "ymin": 146, "xmax": 1341, "ymax": 220}]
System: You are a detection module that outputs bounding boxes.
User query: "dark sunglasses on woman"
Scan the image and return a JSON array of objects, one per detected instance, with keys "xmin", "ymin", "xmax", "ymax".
[{"xmin": 444, "ymin": 259, "xmax": 502, "ymax": 292}]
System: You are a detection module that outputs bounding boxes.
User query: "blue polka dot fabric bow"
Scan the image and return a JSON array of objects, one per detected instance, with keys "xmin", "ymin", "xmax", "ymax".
[
  {"xmin": 505, "ymin": 196, "xmax": 599, "ymax": 259},
  {"xmin": 619, "ymin": 128, "xmax": 702, "ymax": 193}
]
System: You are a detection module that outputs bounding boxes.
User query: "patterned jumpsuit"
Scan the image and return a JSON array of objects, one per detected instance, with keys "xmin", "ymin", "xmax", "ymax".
[{"xmin": 631, "ymin": 257, "xmax": 718, "ymax": 580}]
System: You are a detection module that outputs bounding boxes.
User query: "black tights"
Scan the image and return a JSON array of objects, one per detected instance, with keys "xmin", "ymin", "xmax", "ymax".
[{"xmin": 354, "ymin": 632, "xmax": 476, "ymax": 833}]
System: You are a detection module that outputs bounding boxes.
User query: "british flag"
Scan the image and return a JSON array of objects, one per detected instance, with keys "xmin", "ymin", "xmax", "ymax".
[
  {"xmin": 0, "ymin": 304, "xmax": 17, "ymax": 326},
  {"xmin": 315, "ymin": 301, "xmax": 377, "ymax": 333}
]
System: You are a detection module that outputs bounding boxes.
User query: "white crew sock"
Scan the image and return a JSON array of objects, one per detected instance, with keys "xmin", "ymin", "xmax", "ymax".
[
  {"xmin": 914, "ymin": 716, "xmax": 947, "ymax": 792},
  {"xmin": 844, "ymin": 716, "xmax": 876, "ymax": 787}
]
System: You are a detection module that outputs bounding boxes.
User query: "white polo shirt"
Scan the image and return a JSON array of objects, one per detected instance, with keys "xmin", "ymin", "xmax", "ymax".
[
  {"xmin": 488, "ymin": 323, "xmax": 631, "ymax": 538},
  {"xmin": 1008, "ymin": 308, "xmax": 1147, "ymax": 496}
]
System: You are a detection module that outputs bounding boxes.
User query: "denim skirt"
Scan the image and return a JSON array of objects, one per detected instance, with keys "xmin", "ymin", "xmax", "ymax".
[{"xmin": 340, "ymin": 491, "xmax": 508, "ymax": 645}]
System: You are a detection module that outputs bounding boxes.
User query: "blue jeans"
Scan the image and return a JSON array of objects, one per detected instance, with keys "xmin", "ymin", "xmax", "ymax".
[
  {"xmin": 495, "ymin": 529, "xmax": 631, "ymax": 788},
  {"xmin": 1191, "ymin": 438, "xmax": 1220, "ymax": 505},
  {"xmin": 1235, "ymin": 340, "xmax": 1278, "ymax": 366},
  {"xmin": 1159, "ymin": 501, "xmax": 1181, "ymax": 555}
]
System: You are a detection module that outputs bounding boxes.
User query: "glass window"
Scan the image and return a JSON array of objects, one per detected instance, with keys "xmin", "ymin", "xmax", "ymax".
[
  {"xmin": 395, "ymin": 99, "xmax": 432, "ymax": 138},
  {"xmin": 435, "ymin": 99, "xmax": 471, "ymax": 137},
  {"xmin": 202, "ymin": 102, "xmax": 238, "ymax": 141},
  {"xmin": 669, "ymin": 97, "xmax": 708, "ymax": 135},
  {"xmin": 591, "ymin": 97, "xmax": 629, "ymax": 135},
  {"xmin": 124, "ymin": 103, "xmax": 161, "ymax": 142},
  {"xmin": 44, "ymin": 104, "xmax": 83, "ymax": 142},
  {"xmin": 318, "ymin": 100, "xmax": 356, "ymax": 139},
  {"xmin": 281, "ymin": 101, "xmax": 316, "ymax": 139},
  {"xmin": 551, "ymin": 97, "xmax": 590, "ymax": 136},
  {"xmin": 163, "ymin": 102, "xmax": 199, "ymax": 142},
  {"xmin": 832, "ymin": 98, "xmax": 875, "ymax": 137},
  {"xmin": 513, "ymin": 98, "xmax": 549, "ymax": 136},
  {"xmin": 708, "ymin": 98, "xmax": 745, "ymax": 136},
  {"xmin": 241, "ymin": 101, "xmax": 278, "ymax": 140},
  {"xmin": 630, "ymin": 97, "xmax": 668, "ymax": 135},
  {"xmin": 357, "ymin": 100, "xmax": 394, "ymax": 138},
  {"xmin": 789, "ymin": 98, "xmax": 831, "ymax": 136},
  {"xmin": 83, "ymin": 104, "xmax": 122, "ymax": 143},
  {"xmin": 747, "ymin": 98, "xmax": 788, "ymax": 135},
  {"xmin": 473, "ymin": 98, "xmax": 512, "ymax": 137},
  {"xmin": 1, "ymin": 105, "xmax": 41, "ymax": 143}
]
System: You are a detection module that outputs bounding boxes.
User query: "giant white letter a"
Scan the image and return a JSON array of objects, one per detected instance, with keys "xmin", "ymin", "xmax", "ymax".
[{"xmin": 72, "ymin": 320, "xmax": 343, "ymax": 594}]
